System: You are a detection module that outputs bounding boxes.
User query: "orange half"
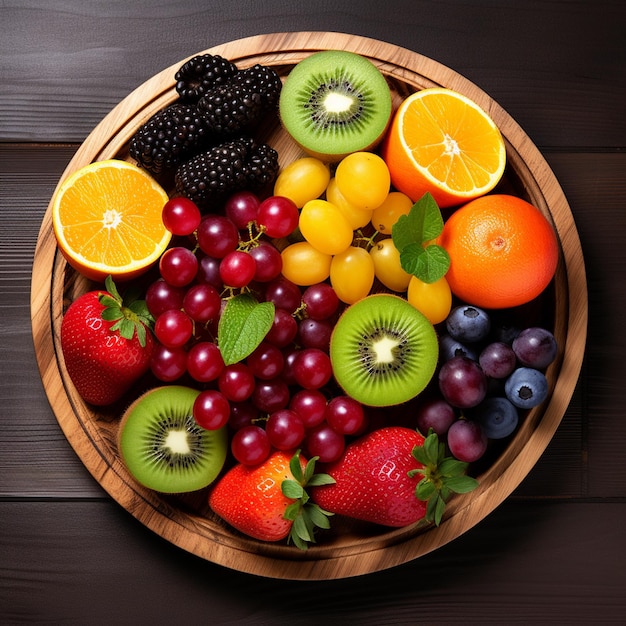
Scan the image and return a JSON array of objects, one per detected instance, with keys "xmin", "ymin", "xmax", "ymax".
[
  {"xmin": 382, "ymin": 88, "xmax": 506, "ymax": 208},
  {"xmin": 52, "ymin": 160, "xmax": 171, "ymax": 281}
]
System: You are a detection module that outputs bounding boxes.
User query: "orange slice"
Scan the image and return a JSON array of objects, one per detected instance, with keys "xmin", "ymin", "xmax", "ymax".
[
  {"xmin": 381, "ymin": 88, "xmax": 506, "ymax": 208},
  {"xmin": 52, "ymin": 159, "xmax": 171, "ymax": 281}
]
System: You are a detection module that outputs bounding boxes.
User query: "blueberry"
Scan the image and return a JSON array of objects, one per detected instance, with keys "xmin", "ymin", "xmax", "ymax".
[
  {"xmin": 470, "ymin": 396, "xmax": 519, "ymax": 439},
  {"xmin": 504, "ymin": 367, "xmax": 549, "ymax": 409},
  {"xmin": 446, "ymin": 305, "xmax": 491, "ymax": 343},
  {"xmin": 439, "ymin": 334, "xmax": 478, "ymax": 362}
]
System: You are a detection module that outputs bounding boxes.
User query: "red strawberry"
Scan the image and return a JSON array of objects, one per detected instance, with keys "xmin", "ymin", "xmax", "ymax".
[
  {"xmin": 208, "ymin": 450, "xmax": 335, "ymax": 549},
  {"xmin": 311, "ymin": 426, "xmax": 479, "ymax": 527},
  {"xmin": 60, "ymin": 276, "xmax": 154, "ymax": 406}
]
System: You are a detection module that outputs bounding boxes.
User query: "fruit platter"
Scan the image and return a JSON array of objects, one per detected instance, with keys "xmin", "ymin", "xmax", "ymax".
[{"xmin": 31, "ymin": 32, "xmax": 587, "ymax": 579}]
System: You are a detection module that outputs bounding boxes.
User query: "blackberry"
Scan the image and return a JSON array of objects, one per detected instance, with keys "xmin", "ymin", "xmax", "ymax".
[
  {"xmin": 175, "ymin": 54, "xmax": 239, "ymax": 103},
  {"xmin": 197, "ymin": 63, "xmax": 282, "ymax": 136},
  {"xmin": 175, "ymin": 138, "xmax": 279, "ymax": 209},
  {"xmin": 129, "ymin": 103, "xmax": 211, "ymax": 175},
  {"xmin": 245, "ymin": 141, "xmax": 279, "ymax": 189}
]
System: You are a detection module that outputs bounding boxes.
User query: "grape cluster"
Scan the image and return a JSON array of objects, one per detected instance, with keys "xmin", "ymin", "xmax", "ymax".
[
  {"xmin": 147, "ymin": 192, "xmax": 367, "ymax": 466},
  {"xmin": 416, "ymin": 303, "xmax": 558, "ymax": 463}
]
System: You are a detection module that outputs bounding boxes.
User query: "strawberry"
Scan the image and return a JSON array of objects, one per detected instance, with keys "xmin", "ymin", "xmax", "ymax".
[
  {"xmin": 311, "ymin": 426, "xmax": 479, "ymax": 528},
  {"xmin": 208, "ymin": 450, "xmax": 335, "ymax": 549},
  {"xmin": 60, "ymin": 276, "xmax": 154, "ymax": 406}
]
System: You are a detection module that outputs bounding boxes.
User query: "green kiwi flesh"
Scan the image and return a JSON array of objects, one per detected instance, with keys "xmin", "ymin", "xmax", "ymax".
[
  {"xmin": 118, "ymin": 385, "xmax": 227, "ymax": 494},
  {"xmin": 279, "ymin": 50, "xmax": 392, "ymax": 161},
  {"xmin": 330, "ymin": 294, "xmax": 439, "ymax": 407}
]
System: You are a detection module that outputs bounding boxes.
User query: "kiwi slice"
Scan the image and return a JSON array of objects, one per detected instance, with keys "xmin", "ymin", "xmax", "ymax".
[
  {"xmin": 279, "ymin": 50, "xmax": 392, "ymax": 161},
  {"xmin": 118, "ymin": 385, "xmax": 227, "ymax": 493},
  {"xmin": 330, "ymin": 294, "xmax": 439, "ymax": 407}
]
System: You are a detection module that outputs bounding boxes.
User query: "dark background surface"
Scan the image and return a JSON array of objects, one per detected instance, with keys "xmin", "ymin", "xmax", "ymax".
[{"xmin": 2, "ymin": 1, "xmax": 625, "ymax": 623}]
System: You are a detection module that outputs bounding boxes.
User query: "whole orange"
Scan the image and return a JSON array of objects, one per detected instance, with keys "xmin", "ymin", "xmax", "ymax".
[{"xmin": 438, "ymin": 194, "xmax": 559, "ymax": 309}]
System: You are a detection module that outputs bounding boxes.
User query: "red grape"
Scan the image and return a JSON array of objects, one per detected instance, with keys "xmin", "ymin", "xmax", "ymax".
[
  {"xmin": 248, "ymin": 241, "xmax": 283, "ymax": 282},
  {"xmin": 231, "ymin": 425, "xmax": 271, "ymax": 465},
  {"xmin": 301, "ymin": 283, "xmax": 340, "ymax": 320},
  {"xmin": 196, "ymin": 214, "xmax": 239, "ymax": 258},
  {"xmin": 246, "ymin": 341, "xmax": 284, "ymax": 380},
  {"xmin": 447, "ymin": 419, "xmax": 487, "ymax": 462},
  {"xmin": 145, "ymin": 278, "xmax": 185, "ymax": 318},
  {"xmin": 159, "ymin": 246, "xmax": 198, "ymax": 287},
  {"xmin": 293, "ymin": 348, "xmax": 332, "ymax": 390},
  {"xmin": 289, "ymin": 389, "xmax": 327, "ymax": 429},
  {"xmin": 196, "ymin": 255, "xmax": 223, "ymax": 290},
  {"xmin": 162, "ymin": 197, "xmax": 201, "ymax": 236},
  {"xmin": 219, "ymin": 250, "xmax": 256, "ymax": 288},
  {"xmin": 228, "ymin": 401, "xmax": 259, "ymax": 431},
  {"xmin": 150, "ymin": 343, "xmax": 187, "ymax": 382},
  {"xmin": 438, "ymin": 356, "xmax": 488, "ymax": 408},
  {"xmin": 218, "ymin": 363, "xmax": 255, "ymax": 402},
  {"xmin": 305, "ymin": 423, "xmax": 345, "ymax": 463},
  {"xmin": 325, "ymin": 396, "xmax": 365, "ymax": 435},
  {"xmin": 183, "ymin": 283, "xmax": 221, "ymax": 323},
  {"xmin": 251, "ymin": 378, "xmax": 290, "ymax": 413},
  {"xmin": 263, "ymin": 276, "xmax": 302, "ymax": 313},
  {"xmin": 512, "ymin": 327, "xmax": 558, "ymax": 369},
  {"xmin": 415, "ymin": 397, "xmax": 457, "ymax": 436},
  {"xmin": 266, "ymin": 409, "xmax": 306, "ymax": 450},
  {"xmin": 265, "ymin": 308, "xmax": 298, "ymax": 348},
  {"xmin": 256, "ymin": 195, "xmax": 299, "ymax": 238},
  {"xmin": 154, "ymin": 309, "xmax": 193, "ymax": 348},
  {"xmin": 224, "ymin": 190, "xmax": 260, "ymax": 230},
  {"xmin": 193, "ymin": 389, "xmax": 230, "ymax": 430},
  {"xmin": 297, "ymin": 317, "xmax": 333, "ymax": 351},
  {"xmin": 186, "ymin": 341, "xmax": 224, "ymax": 382},
  {"xmin": 478, "ymin": 342, "xmax": 517, "ymax": 379}
]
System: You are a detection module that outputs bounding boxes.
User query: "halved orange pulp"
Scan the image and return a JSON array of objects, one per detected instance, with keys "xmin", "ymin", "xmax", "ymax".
[
  {"xmin": 381, "ymin": 88, "xmax": 506, "ymax": 208},
  {"xmin": 52, "ymin": 159, "xmax": 171, "ymax": 281}
]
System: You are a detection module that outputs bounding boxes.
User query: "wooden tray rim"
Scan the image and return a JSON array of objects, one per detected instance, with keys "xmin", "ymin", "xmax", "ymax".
[{"xmin": 30, "ymin": 31, "xmax": 588, "ymax": 580}]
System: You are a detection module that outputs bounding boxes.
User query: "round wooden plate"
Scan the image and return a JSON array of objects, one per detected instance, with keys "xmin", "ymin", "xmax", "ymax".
[{"xmin": 31, "ymin": 32, "xmax": 587, "ymax": 580}]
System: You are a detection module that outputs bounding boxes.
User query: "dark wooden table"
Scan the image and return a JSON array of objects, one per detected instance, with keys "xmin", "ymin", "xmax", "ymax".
[{"xmin": 2, "ymin": 1, "xmax": 625, "ymax": 623}]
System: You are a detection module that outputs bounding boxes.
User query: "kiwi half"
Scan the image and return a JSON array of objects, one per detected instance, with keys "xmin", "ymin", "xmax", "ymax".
[
  {"xmin": 118, "ymin": 385, "xmax": 227, "ymax": 494},
  {"xmin": 330, "ymin": 294, "xmax": 439, "ymax": 407},
  {"xmin": 279, "ymin": 50, "xmax": 392, "ymax": 161}
]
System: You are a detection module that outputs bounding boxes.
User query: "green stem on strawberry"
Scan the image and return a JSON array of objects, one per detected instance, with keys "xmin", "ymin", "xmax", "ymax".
[
  {"xmin": 98, "ymin": 275, "xmax": 154, "ymax": 348},
  {"xmin": 281, "ymin": 450, "xmax": 336, "ymax": 550},
  {"xmin": 409, "ymin": 430, "xmax": 479, "ymax": 527}
]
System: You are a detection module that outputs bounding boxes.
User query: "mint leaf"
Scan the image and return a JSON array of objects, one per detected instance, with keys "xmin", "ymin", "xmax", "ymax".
[
  {"xmin": 399, "ymin": 243, "xmax": 450, "ymax": 284},
  {"xmin": 420, "ymin": 192, "xmax": 445, "ymax": 241},
  {"xmin": 391, "ymin": 192, "xmax": 450, "ymax": 283},
  {"xmin": 217, "ymin": 293, "xmax": 275, "ymax": 365}
]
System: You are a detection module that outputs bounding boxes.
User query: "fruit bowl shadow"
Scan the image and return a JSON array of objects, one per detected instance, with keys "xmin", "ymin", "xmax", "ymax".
[{"xmin": 31, "ymin": 32, "xmax": 587, "ymax": 580}]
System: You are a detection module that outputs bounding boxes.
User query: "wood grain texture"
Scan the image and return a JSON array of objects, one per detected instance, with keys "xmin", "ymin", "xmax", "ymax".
[
  {"xmin": 1, "ymin": 500, "xmax": 625, "ymax": 623},
  {"xmin": 2, "ymin": 1, "xmax": 624, "ymax": 147}
]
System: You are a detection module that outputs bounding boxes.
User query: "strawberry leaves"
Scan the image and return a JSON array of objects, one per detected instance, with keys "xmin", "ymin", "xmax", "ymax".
[
  {"xmin": 391, "ymin": 192, "xmax": 450, "ymax": 283},
  {"xmin": 282, "ymin": 451, "xmax": 336, "ymax": 550},
  {"xmin": 98, "ymin": 275, "xmax": 154, "ymax": 347},
  {"xmin": 409, "ymin": 430, "xmax": 479, "ymax": 526}
]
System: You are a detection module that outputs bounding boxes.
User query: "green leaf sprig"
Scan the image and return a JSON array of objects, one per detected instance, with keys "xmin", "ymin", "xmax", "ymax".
[
  {"xmin": 408, "ymin": 429, "xmax": 479, "ymax": 526},
  {"xmin": 391, "ymin": 192, "xmax": 450, "ymax": 284},
  {"xmin": 98, "ymin": 275, "xmax": 154, "ymax": 348},
  {"xmin": 217, "ymin": 293, "xmax": 275, "ymax": 365},
  {"xmin": 282, "ymin": 450, "xmax": 336, "ymax": 550}
]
